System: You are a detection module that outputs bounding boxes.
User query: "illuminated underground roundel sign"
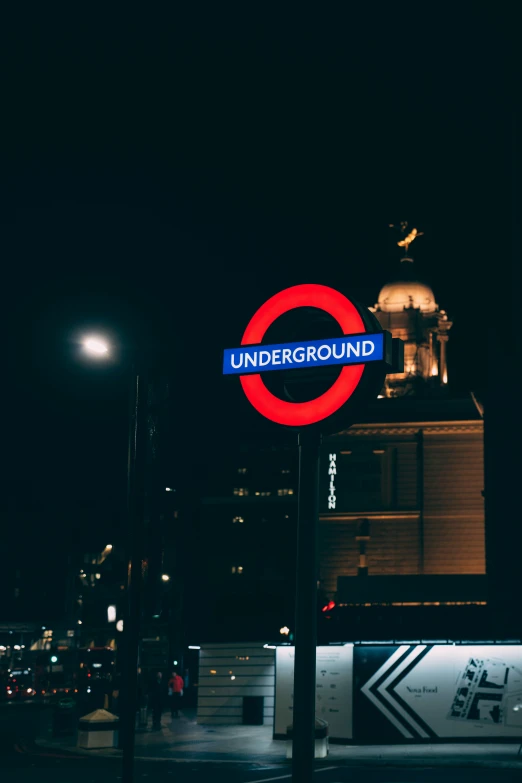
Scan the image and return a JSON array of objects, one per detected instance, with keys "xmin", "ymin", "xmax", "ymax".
[{"xmin": 223, "ymin": 284, "xmax": 395, "ymax": 428}]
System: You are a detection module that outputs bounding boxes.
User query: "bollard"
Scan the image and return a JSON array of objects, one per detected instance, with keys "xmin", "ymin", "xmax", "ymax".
[
  {"xmin": 77, "ymin": 709, "xmax": 120, "ymax": 749},
  {"xmin": 286, "ymin": 717, "xmax": 329, "ymax": 759}
]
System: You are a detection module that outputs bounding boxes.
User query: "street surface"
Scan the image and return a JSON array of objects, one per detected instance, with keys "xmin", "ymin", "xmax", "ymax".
[{"xmin": 1, "ymin": 704, "xmax": 521, "ymax": 782}]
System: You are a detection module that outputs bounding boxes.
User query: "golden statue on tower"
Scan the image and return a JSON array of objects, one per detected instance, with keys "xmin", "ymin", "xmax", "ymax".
[{"xmin": 389, "ymin": 221, "xmax": 424, "ymax": 256}]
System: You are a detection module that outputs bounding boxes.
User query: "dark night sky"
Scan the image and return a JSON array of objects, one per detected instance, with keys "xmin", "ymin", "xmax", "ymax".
[{"xmin": 0, "ymin": 8, "xmax": 515, "ymax": 601}]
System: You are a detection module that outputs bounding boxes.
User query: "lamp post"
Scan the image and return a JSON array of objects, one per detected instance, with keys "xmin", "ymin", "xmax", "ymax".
[{"xmin": 82, "ymin": 336, "xmax": 146, "ymax": 783}]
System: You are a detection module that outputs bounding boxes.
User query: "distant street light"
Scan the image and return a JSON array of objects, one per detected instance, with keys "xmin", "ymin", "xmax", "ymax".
[
  {"xmin": 161, "ymin": 574, "xmax": 170, "ymax": 582},
  {"xmin": 280, "ymin": 626, "xmax": 290, "ymax": 636},
  {"xmin": 83, "ymin": 336, "xmax": 110, "ymax": 356}
]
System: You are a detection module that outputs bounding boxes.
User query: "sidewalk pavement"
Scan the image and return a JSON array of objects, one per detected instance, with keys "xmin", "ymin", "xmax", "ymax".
[{"xmin": 36, "ymin": 708, "xmax": 522, "ymax": 769}]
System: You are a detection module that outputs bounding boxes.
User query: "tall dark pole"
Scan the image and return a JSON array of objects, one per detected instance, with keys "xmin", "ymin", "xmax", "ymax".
[
  {"xmin": 292, "ymin": 429, "xmax": 321, "ymax": 783},
  {"xmin": 121, "ymin": 368, "xmax": 147, "ymax": 783}
]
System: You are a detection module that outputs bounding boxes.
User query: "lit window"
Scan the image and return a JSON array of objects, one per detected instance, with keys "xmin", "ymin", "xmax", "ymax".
[
  {"xmin": 233, "ymin": 488, "xmax": 249, "ymax": 497},
  {"xmin": 232, "ymin": 516, "xmax": 244, "ymax": 524},
  {"xmin": 281, "ymin": 469, "xmax": 291, "ymax": 474},
  {"xmin": 237, "ymin": 566, "xmax": 243, "ymax": 574},
  {"xmin": 237, "ymin": 467, "xmax": 247, "ymax": 474},
  {"xmin": 231, "ymin": 566, "xmax": 244, "ymax": 574},
  {"xmin": 254, "ymin": 491, "xmax": 271, "ymax": 497},
  {"xmin": 231, "ymin": 566, "xmax": 236, "ymax": 574},
  {"xmin": 277, "ymin": 488, "xmax": 294, "ymax": 496}
]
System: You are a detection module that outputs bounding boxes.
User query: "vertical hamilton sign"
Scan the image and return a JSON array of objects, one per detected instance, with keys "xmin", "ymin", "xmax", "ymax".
[
  {"xmin": 223, "ymin": 284, "xmax": 403, "ymax": 783},
  {"xmin": 328, "ymin": 453, "xmax": 337, "ymax": 510}
]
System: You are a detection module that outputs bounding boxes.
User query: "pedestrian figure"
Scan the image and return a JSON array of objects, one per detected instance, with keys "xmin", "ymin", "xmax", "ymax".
[
  {"xmin": 149, "ymin": 671, "xmax": 165, "ymax": 730},
  {"xmin": 168, "ymin": 670, "xmax": 184, "ymax": 718},
  {"xmin": 137, "ymin": 668, "xmax": 147, "ymax": 727}
]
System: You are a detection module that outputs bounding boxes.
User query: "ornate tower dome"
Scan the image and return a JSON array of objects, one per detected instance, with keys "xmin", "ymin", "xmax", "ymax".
[
  {"xmin": 370, "ymin": 224, "xmax": 452, "ymax": 397},
  {"xmin": 377, "ymin": 279, "xmax": 437, "ymax": 313}
]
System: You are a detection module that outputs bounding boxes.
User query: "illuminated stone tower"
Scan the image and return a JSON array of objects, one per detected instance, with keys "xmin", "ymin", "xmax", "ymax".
[{"xmin": 370, "ymin": 223, "xmax": 452, "ymax": 397}]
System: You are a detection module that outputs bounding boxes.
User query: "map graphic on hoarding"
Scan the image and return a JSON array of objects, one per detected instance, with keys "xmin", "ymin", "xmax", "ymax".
[{"xmin": 448, "ymin": 656, "xmax": 522, "ymax": 726}]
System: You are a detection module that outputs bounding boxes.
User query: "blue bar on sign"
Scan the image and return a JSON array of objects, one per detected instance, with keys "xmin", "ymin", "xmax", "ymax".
[{"xmin": 223, "ymin": 332, "xmax": 384, "ymax": 375}]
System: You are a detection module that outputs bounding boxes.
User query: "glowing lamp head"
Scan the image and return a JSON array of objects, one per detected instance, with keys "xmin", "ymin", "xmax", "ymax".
[
  {"xmin": 83, "ymin": 336, "xmax": 109, "ymax": 357},
  {"xmin": 161, "ymin": 574, "xmax": 170, "ymax": 582}
]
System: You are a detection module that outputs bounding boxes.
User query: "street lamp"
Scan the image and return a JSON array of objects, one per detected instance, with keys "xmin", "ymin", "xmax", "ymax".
[
  {"xmin": 83, "ymin": 336, "xmax": 110, "ymax": 356},
  {"xmin": 77, "ymin": 331, "xmax": 147, "ymax": 783}
]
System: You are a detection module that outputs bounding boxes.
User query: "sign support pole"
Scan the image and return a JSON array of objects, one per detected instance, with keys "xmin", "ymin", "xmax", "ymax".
[{"xmin": 292, "ymin": 428, "xmax": 321, "ymax": 783}]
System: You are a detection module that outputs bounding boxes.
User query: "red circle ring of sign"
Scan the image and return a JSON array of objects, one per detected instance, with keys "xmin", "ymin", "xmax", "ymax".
[{"xmin": 240, "ymin": 284, "xmax": 366, "ymax": 427}]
